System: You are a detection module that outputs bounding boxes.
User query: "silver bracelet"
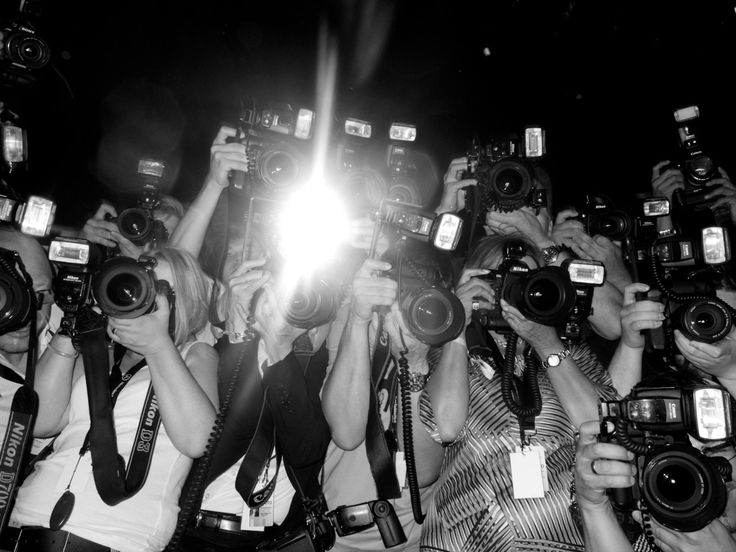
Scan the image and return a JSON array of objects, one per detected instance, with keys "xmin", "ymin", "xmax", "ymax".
[{"xmin": 47, "ymin": 341, "xmax": 79, "ymax": 359}]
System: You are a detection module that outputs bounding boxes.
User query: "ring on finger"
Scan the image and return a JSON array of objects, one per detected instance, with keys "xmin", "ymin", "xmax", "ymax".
[
  {"xmin": 591, "ymin": 459, "xmax": 600, "ymax": 475},
  {"xmin": 472, "ymin": 301, "xmax": 480, "ymax": 311}
]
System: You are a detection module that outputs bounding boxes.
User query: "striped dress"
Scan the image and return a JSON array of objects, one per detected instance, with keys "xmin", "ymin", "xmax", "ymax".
[{"xmin": 419, "ymin": 341, "xmax": 619, "ymax": 552}]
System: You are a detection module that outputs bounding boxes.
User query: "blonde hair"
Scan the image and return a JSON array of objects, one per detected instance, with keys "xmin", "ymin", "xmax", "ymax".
[{"xmin": 150, "ymin": 247, "xmax": 211, "ymax": 347}]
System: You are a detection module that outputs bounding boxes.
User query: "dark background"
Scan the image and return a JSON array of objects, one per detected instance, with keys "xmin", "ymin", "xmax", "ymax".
[{"xmin": 2, "ymin": 0, "xmax": 735, "ymax": 229}]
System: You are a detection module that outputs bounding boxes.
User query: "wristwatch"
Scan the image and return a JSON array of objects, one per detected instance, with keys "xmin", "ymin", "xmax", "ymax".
[
  {"xmin": 543, "ymin": 347, "xmax": 570, "ymax": 369},
  {"xmin": 541, "ymin": 244, "xmax": 562, "ymax": 265}
]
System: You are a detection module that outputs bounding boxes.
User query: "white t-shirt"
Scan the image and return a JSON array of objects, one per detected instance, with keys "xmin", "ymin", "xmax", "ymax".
[{"xmin": 11, "ymin": 343, "xmax": 204, "ymax": 552}]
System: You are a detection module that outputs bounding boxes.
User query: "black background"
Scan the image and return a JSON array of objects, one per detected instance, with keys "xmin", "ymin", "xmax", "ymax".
[{"xmin": 2, "ymin": 0, "xmax": 735, "ymax": 228}]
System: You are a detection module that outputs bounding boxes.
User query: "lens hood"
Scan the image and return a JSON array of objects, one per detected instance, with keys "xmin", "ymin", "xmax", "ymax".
[{"xmin": 92, "ymin": 256, "xmax": 158, "ymax": 319}]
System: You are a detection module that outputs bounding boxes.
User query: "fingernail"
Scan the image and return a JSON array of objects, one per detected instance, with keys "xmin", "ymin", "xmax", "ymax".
[{"xmin": 627, "ymin": 451, "xmax": 635, "ymax": 460}]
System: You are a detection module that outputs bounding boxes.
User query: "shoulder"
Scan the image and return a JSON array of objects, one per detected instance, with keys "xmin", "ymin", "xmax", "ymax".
[{"xmin": 181, "ymin": 340, "xmax": 219, "ymax": 368}]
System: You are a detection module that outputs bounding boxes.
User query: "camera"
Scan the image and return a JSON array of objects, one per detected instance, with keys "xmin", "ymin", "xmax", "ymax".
[
  {"xmin": 0, "ymin": 189, "xmax": 56, "ymax": 238},
  {"xmin": 106, "ymin": 159, "xmax": 169, "ymax": 248},
  {"xmin": 1, "ymin": 17, "xmax": 51, "ymax": 71},
  {"xmin": 599, "ymin": 376, "xmax": 734, "ymax": 532},
  {"xmin": 374, "ymin": 199, "xmax": 463, "ymax": 253},
  {"xmin": 473, "ymin": 241, "xmax": 605, "ymax": 340},
  {"xmin": 227, "ymin": 100, "xmax": 314, "ymax": 196},
  {"xmin": 384, "ymin": 123, "xmax": 421, "ymax": 206},
  {"xmin": 667, "ymin": 106, "xmax": 718, "ymax": 189},
  {"xmin": 573, "ymin": 194, "xmax": 632, "ymax": 242},
  {"xmin": 327, "ymin": 500, "xmax": 406, "ymax": 549},
  {"xmin": 0, "ymin": 247, "xmax": 36, "ymax": 334},
  {"xmin": 91, "ymin": 255, "xmax": 173, "ymax": 320},
  {"xmin": 464, "ymin": 126, "xmax": 547, "ymax": 212},
  {"xmin": 381, "ymin": 237, "xmax": 465, "ymax": 346}
]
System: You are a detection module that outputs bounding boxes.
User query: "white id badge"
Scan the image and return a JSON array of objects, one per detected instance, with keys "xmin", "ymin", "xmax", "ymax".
[
  {"xmin": 395, "ymin": 451, "xmax": 407, "ymax": 489},
  {"xmin": 529, "ymin": 445, "xmax": 549, "ymax": 492},
  {"xmin": 242, "ymin": 495, "xmax": 274, "ymax": 531},
  {"xmin": 510, "ymin": 446, "xmax": 545, "ymax": 499}
]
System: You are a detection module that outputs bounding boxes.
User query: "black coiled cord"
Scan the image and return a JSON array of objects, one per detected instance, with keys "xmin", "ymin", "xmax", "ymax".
[
  {"xmin": 164, "ymin": 331, "xmax": 253, "ymax": 552},
  {"xmin": 613, "ymin": 417, "xmax": 649, "ymax": 456},
  {"xmin": 500, "ymin": 333, "xmax": 542, "ymax": 418},
  {"xmin": 397, "ymin": 333, "xmax": 424, "ymax": 525}
]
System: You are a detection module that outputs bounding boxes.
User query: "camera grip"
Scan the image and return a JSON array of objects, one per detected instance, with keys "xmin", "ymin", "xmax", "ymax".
[{"xmin": 371, "ymin": 500, "xmax": 406, "ymax": 548}]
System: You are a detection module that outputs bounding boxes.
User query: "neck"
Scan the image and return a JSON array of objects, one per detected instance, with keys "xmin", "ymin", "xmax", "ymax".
[{"xmin": 0, "ymin": 351, "xmax": 26, "ymax": 376}]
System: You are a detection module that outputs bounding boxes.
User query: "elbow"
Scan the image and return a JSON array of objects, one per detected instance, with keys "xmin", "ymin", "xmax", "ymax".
[{"xmin": 329, "ymin": 428, "xmax": 366, "ymax": 451}]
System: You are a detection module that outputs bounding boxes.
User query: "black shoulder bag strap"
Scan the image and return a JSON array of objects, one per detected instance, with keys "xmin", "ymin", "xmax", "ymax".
[
  {"xmin": 76, "ymin": 315, "xmax": 161, "ymax": 506},
  {"xmin": 0, "ymin": 252, "xmax": 39, "ymax": 537},
  {"xmin": 365, "ymin": 319, "xmax": 401, "ymax": 500}
]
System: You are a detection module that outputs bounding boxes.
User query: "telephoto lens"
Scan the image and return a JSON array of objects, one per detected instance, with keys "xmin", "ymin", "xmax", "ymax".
[
  {"xmin": 671, "ymin": 297, "xmax": 733, "ymax": 344},
  {"xmin": 399, "ymin": 286, "xmax": 465, "ymax": 346},
  {"xmin": 92, "ymin": 257, "xmax": 158, "ymax": 319}
]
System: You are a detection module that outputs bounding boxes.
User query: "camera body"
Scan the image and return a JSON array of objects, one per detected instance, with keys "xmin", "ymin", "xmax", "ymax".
[
  {"xmin": 227, "ymin": 101, "xmax": 314, "ymax": 197},
  {"xmin": 327, "ymin": 500, "xmax": 406, "ymax": 549},
  {"xmin": 473, "ymin": 242, "xmax": 605, "ymax": 340},
  {"xmin": 48, "ymin": 238, "xmax": 105, "ymax": 322},
  {"xmin": 573, "ymin": 194, "xmax": 632, "ymax": 242},
  {"xmin": 106, "ymin": 159, "xmax": 169, "ymax": 248},
  {"xmin": 599, "ymin": 379, "xmax": 734, "ymax": 532},
  {"xmin": 464, "ymin": 127, "xmax": 547, "ymax": 213}
]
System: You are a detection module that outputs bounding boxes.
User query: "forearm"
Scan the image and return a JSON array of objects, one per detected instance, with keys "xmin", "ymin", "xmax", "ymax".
[
  {"xmin": 540, "ymin": 344, "xmax": 600, "ymax": 427},
  {"xmin": 607, "ymin": 343, "xmax": 643, "ymax": 397},
  {"xmin": 33, "ymin": 334, "xmax": 77, "ymax": 436},
  {"xmin": 579, "ymin": 499, "xmax": 633, "ymax": 552},
  {"xmin": 321, "ymin": 316, "xmax": 372, "ymax": 450},
  {"xmin": 405, "ymin": 384, "xmax": 444, "ymax": 488},
  {"xmin": 146, "ymin": 341, "xmax": 218, "ymax": 457},
  {"xmin": 426, "ymin": 337, "xmax": 469, "ymax": 443},
  {"xmin": 588, "ymin": 283, "xmax": 623, "ymax": 340},
  {"xmin": 169, "ymin": 179, "xmax": 224, "ymax": 257}
]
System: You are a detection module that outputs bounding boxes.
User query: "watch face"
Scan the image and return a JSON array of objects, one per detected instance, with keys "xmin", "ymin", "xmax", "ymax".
[{"xmin": 547, "ymin": 354, "xmax": 561, "ymax": 367}]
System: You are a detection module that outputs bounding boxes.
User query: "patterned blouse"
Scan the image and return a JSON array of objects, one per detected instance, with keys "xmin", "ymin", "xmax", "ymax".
[{"xmin": 419, "ymin": 341, "xmax": 619, "ymax": 552}]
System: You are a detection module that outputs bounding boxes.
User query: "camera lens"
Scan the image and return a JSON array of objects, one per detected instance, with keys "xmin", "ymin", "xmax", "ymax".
[
  {"xmin": 672, "ymin": 298, "xmax": 732, "ymax": 343},
  {"xmin": 283, "ymin": 279, "xmax": 339, "ymax": 329},
  {"xmin": 92, "ymin": 257, "xmax": 157, "ymax": 319},
  {"xmin": 589, "ymin": 210, "xmax": 632, "ymax": 241},
  {"xmin": 387, "ymin": 177, "xmax": 421, "ymax": 206},
  {"xmin": 685, "ymin": 155, "xmax": 717, "ymax": 186},
  {"xmin": 117, "ymin": 208, "xmax": 153, "ymax": 245},
  {"xmin": 6, "ymin": 32, "xmax": 51, "ymax": 69},
  {"xmin": 401, "ymin": 287, "xmax": 465, "ymax": 346},
  {"xmin": 642, "ymin": 444, "xmax": 727, "ymax": 532},
  {"xmin": 257, "ymin": 144, "xmax": 304, "ymax": 193},
  {"xmin": 0, "ymin": 267, "xmax": 33, "ymax": 334},
  {"xmin": 504, "ymin": 267, "xmax": 576, "ymax": 327},
  {"xmin": 483, "ymin": 159, "xmax": 534, "ymax": 212},
  {"xmin": 342, "ymin": 168, "xmax": 389, "ymax": 211}
]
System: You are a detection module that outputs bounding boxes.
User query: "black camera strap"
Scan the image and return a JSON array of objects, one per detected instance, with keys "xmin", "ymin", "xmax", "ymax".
[
  {"xmin": 0, "ymin": 250, "xmax": 39, "ymax": 538},
  {"xmin": 72, "ymin": 321, "xmax": 161, "ymax": 508},
  {"xmin": 365, "ymin": 319, "xmax": 402, "ymax": 500}
]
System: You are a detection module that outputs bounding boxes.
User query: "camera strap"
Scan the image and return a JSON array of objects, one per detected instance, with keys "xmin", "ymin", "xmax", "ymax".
[
  {"xmin": 76, "ymin": 322, "xmax": 161, "ymax": 507},
  {"xmin": 0, "ymin": 252, "xmax": 39, "ymax": 537},
  {"xmin": 365, "ymin": 320, "xmax": 401, "ymax": 500}
]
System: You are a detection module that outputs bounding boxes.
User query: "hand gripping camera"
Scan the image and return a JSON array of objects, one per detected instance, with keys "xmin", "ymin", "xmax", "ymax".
[
  {"xmin": 599, "ymin": 375, "xmax": 735, "ymax": 532},
  {"xmin": 464, "ymin": 127, "xmax": 547, "ymax": 213},
  {"xmin": 227, "ymin": 100, "xmax": 314, "ymax": 197},
  {"xmin": 473, "ymin": 241, "xmax": 605, "ymax": 340}
]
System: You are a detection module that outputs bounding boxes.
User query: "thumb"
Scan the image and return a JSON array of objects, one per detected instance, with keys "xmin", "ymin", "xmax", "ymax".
[{"xmin": 555, "ymin": 208, "xmax": 579, "ymax": 224}]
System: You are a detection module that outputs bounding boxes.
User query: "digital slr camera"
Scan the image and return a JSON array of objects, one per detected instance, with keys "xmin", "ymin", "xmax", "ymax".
[
  {"xmin": 334, "ymin": 118, "xmax": 422, "ymax": 214},
  {"xmin": 227, "ymin": 100, "xmax": 314, "ymax": 197},
  {"xmin": 572, "ymin": 194, "xmax": 632, "ymax": 242},
  {"xmin": 599, "ymin": 376, "xmax": 734, "ymax": 532},
  {"xmin": 464, "ymin": 126, "xmax": 547, "ymax": 212},
  {"xmin": 0, "ymin": 247, "xmax": 37, "ymax": 334},
  {"xmin": 105, "ymin": 159, "xmax": 169, "ymax": 248},
  {"xmin": 473, "ymin": 241, "xmax": 605, "ymax": 340},
  {"xmin": 381, "ymin": 236, "xmax": 466, "ymax": 346},
  {"xmin": 49, "ymin": 238, "xmax": 174, "ymax": 332}
]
